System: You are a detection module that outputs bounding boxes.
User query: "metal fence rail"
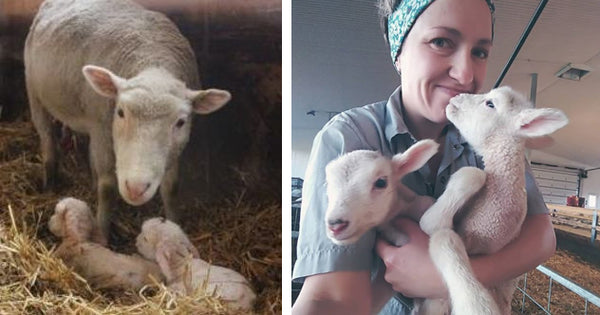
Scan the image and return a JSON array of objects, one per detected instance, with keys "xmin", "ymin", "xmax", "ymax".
[{"xmin": 517, "ymin": 265, "xmax": 600, "ymax": 314}]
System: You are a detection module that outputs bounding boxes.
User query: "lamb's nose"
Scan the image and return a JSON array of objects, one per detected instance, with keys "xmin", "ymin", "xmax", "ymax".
[
  {"xmin": 327, "ymin": 219, "xmax": 349, "ymax": 235},
  {"xmin": 125, "ymin": 180, "xmax": 150, "ymax": 200}
]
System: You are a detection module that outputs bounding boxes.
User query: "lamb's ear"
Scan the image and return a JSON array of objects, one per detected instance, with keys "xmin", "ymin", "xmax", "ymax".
[
  {"xmin": 391, "ymin": 139, "xmax": 439, "ymax": 177},
  {"xmin": 515, "ymin": 108, "xmax": 568, "ymax": 138},
  {"xmin": 187, "ymin": 88, "xmax": 231, "ymax": 114},
  {"xmin": 82, "ymin": 65, "xmax": 125, "ymax": 98},
  {"xmin": 155, "ymin": 241, "xmax": 175, "ymax": 281}
]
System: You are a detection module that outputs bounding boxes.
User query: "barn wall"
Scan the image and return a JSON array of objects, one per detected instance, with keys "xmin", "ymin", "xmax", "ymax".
[{"xmin": 581, "ymin": 170, "xmax": 600, "ymax": 209}]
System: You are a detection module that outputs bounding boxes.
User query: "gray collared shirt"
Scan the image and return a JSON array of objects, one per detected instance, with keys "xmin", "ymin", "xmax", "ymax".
[{"xmin": 292, "ymin": 86, "xmax": 548, "ymax": 311}]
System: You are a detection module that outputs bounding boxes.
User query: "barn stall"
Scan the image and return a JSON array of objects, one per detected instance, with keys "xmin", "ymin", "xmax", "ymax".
[{"xmin": 0, "ymin": 0, "xmax": 281, "ymax": 313}]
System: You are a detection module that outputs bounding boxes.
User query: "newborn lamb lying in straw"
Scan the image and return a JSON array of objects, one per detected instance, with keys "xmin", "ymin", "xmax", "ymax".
[
  {"xmin": 49, "ymin": 197, "xmax": 164, "ymax": 290},
  {"xmin": 136, "ymin": 217, "xmax": 256, "ymax": 311}
]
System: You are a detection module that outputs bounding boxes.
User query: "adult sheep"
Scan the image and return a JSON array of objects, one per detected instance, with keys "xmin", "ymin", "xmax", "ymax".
[{"xmin": 24, "ymin": 0, "xmax": 231, "ymax": 242}]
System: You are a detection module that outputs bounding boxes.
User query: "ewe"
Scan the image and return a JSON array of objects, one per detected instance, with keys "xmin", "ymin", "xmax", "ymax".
[{"xmin": 25, "ymin": 0, "xmax": 231, "ymax": 242}]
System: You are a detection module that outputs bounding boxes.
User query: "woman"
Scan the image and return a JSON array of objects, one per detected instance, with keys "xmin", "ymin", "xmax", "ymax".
[{"xmin": 292, "ymin": 0, "xmax": 556, "ymax": 314}]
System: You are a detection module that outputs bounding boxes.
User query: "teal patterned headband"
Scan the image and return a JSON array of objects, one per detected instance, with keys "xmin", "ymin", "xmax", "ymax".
[{"xmin": 388, "ymin": 0, "xmax": 495, "ymax": 63}]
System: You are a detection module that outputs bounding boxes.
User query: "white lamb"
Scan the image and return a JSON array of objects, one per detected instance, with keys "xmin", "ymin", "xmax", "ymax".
[
  {"xmin": 135, "ymin": 217, "xmax": 256, "ymax": 311},
  {"xmin": 25, "ymin": 0, "xmax": 231, "ymax": 242},
  {"xmin": 48, "ymin": 197, "xmax": 164, "ymax": 290},
  {"xmin": 325, "ymin": 139, "xmax": 485, "ymax": 246},
  {"xmin": 416, "ymin": 86, "xmax": 568, "ymax": 314},
  {"xmin": 324, "ymin": 139, "xmax": 486, "ymax": 312}
]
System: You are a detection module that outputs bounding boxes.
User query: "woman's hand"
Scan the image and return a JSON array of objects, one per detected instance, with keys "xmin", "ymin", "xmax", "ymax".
[{"xmin": 375, "ymin": 217, "xmax": 448, "ymax": 299}]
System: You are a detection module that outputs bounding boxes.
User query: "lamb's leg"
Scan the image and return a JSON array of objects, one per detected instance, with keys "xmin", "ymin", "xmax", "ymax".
[
  {"xmin": 29, "ymin": 96, "xmax": 58, "ymax": 191},
  {"xmin": 420, "ymin": 167, "xmax": 486, "ymax": 235},
  {"xmin": 429, "ymin": 229, "xmax": 500, "ymax": 315},
  {"xmin": 492, "ymin": 279, "xmax": 519, "ymax": 315},
  {"xmin": 89, "ymin": 129, "xmax": 116, "ymax": 245},
  {"xmin": 160, "ymin": 160, "xmax": 179, "ymax": 223}
]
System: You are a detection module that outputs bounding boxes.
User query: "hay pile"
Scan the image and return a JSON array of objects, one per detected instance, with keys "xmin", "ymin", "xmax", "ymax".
[{"xmin": 0, "ymin": 121, "xmax": 282, "ymax": 314}]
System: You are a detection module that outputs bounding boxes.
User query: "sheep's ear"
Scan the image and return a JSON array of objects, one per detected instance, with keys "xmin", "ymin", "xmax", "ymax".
[
  {"xmin": 156, "ymin": 241, "xmax": 175, "ymax": 280},
  {"xmin": 82, "ymin": 65, "xmax": 125, "ymax": 98},
  {"xmin": 515, "ymin": 108, "xmax": 568, "ymax": 138},
  {"xmin": 187, "ymin": 88, "xmax": 231, "ymax": 114},
  {"xmin": 391, "ymin": 139, "xmax": 439, "ymax": 177}
]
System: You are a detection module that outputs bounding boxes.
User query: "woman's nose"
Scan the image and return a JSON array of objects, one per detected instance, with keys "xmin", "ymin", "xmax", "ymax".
[{"xmin": 449, "ymin": 49, "xmax": 475, "ymax": 86}]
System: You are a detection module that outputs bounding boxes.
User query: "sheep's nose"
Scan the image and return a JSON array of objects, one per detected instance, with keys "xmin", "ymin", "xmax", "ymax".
[
  {"xmin": 327, "ymin": 219, "xmax": 349, "ymax": 235},
  {"xmin": 125, "ymin": 180, "xmax": 150, "ymax": 200}
]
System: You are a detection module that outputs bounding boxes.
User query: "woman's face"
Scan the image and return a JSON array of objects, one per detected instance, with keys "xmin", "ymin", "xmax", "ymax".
[{"xmin": 398, "ymin": 0, "xmax": 493, "ymax": 125}]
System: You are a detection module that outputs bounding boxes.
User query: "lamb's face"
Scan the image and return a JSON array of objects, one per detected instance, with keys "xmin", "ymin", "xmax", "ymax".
[
  {"xmin": 324, "ymin": 151, "xmax": 396, "ymax": 245},
  {"xmin": 49, "ymin": 197, "xmax": 94, "ymax": 241},
  {"xmin": 135, "ymin": 218, "xmax": 164, "ymax": 260},
  {"xmin": 446, "ymin": 86, "xmax": 531, "ymax": 148}
]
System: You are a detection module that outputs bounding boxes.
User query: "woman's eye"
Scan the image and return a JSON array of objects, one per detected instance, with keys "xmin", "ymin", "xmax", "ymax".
[
  {"xmin": 473, "ymin": 48, "xmax": 489, "ymax": 60},
  {"xmin": 374, "ymin": 177, "xmax": 388, "ymax": 189},
  {"xmin": 117, "ymin": 109, "xmax": 124, "ymax": 118},
  {"xmin": 175, "ymin": 119, "xmax": 185, "ymax": 128},
  {"xmin": 485, "ymin": 100, "xmax": 495, "ymax": 108},
  {"xmin": 430, "ymin": 38, "xmax": 451, "ymax": 49}
]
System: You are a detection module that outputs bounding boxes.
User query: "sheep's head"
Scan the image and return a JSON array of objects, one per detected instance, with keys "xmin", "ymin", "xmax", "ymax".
[
  {"xmin": 82, "ymin": 65, "xmax": 231, "ymax": 206},
  {"xmin": 447, "ymin": 86, "xmax": 569, "ymax": 152},
  {"xmin": 49, "ymin": 197, "xmax": 96, "ymax": 242},
  {"xmin": 324, "ymin": 139, "xmax": 438, "ymax": 245},
  {"xmin": 136, "ymin": 217, "xmax": 200, "ymax": 281}
]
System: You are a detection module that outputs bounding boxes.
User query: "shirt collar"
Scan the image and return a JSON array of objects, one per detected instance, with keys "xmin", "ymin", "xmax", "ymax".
[
  {"xmin": 384, "ymin": 86, "xmax": 409, "ymax": 144},
  {"xmin": 384, "ymin": 85, "xmax": 469, "ymax": 149}
]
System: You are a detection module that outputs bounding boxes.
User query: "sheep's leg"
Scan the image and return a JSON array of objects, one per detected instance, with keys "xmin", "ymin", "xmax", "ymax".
[
  {"xmin": 161, "ymin": 160, "xmax": 179, "ymax": 223},
  {"xmin": 429, "ymin": 229, "xmax": 500, "ymax": 315},
  {"xmin": 29, "ymin": 96, "xmax": 58, "ymax": 191},
  {"xmin": 89, "ymin": 128, "xmax": 116, "ymax": 245},
  {"xmin": 492, "ymin": 279, "xmax": 519, "ymax": 315},
  {"xmin": 420, "ymin": 167, "xmax": 486, "ymax": 235}
]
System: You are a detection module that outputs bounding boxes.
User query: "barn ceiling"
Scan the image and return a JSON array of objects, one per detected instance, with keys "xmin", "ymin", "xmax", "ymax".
[{"xmin": 292, "ymin": 0, "xmax": 600, "ymax": 170}]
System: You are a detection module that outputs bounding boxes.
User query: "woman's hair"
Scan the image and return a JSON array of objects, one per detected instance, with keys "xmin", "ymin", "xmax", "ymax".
[{"xmin": 376, "ymin": 0, "xmax": 400, "ymax": 44}]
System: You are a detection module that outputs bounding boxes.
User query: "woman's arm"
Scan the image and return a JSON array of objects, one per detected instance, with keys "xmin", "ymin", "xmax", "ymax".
[
  {"xmin": 376, "ymin": 213, "xmax": 556, "ymax": 298},
  {"xmin": 292, "ymin": 271, "xmax": 372, "ymax": 315}
]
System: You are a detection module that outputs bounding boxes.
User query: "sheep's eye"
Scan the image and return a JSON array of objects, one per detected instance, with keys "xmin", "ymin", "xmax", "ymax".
[
  {"xmin": 374, "ymin": 177, "xmax": 388, "ymax": 189},
  {"xmin": 485, "ymin": 100, "xmax": 495, "ymax": 108},
  {"xmin": 175, "ymin": 118, "xmax": 185, "ymax": 128},
  {"xmin": 117, "ymin": 108, "xmax": 124, "ymax": 118}
]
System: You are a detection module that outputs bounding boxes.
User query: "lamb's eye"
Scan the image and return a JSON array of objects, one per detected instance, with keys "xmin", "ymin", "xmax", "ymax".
[
  {"xmin": 117, "ymin": 108, "xmax": 124, "ymax": 118},
  {"xmin": 175, "ymin": 118, "xmax": 185, "ymax": 128},
  {"xmin": 485, "ymin": 100, "xmax": 495, "ymax": 108},
  {"xmin": 374, "ymin": 177, "xmax": 388, "ymax": 189}
]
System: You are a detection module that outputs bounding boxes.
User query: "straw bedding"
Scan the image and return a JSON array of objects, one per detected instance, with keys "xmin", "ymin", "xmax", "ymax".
[{"xmin": 0, "ymin": 121, "xmax": 281, "ymax": 314}]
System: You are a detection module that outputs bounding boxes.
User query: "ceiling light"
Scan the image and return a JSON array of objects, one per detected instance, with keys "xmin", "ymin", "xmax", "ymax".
[{"xmin": 555, "ymin": 63, "xmax": 592, "ymax": 81}]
